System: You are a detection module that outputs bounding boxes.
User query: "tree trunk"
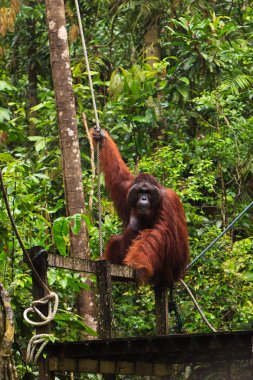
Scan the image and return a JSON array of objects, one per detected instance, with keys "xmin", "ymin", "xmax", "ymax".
[
  {"xmin": 0, "ymin": 284, "xmax": 17, "ymax": 380},
  {"xmin": 27, "ymin": 14, "xmax": 39, "ymax": 136},
  {"xmin": 45, "ymin": 0, "xmax": 96, "ymax": 333},
  {"xmin": 144, "ymin": 19, "xmax": 163, "ymax": 143},
  {"xmin": 144, "ymin": 22, "xmax": 161, "ymax": 67}
]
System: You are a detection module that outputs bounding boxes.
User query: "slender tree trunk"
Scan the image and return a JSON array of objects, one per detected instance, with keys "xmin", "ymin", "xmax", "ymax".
[
  {"xmin": 27, "ymin": 14, "xmax": 39, "ymax": 136},
  {"xmin": 144, "ymin": 22, "xmax": 161, "ymax": 67},
  {"xmin": 45, "ymin": 0, "xmax": 96, "ymax": 333},
  {"xmin": 0, "ymin": 284, "xmax": 17, "ymax": 380},
  {"xmin": 144, "ymin": 19, "xmax": 163, "ymax": 143}
]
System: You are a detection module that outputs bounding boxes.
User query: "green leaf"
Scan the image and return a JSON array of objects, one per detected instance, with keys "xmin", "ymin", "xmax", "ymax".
[
  {"xmin": 179, "ymin": 77, "xmax": 190, "ymax": 85},
  {"xmin": 109, "ymin": 70, "xmax": 124, "ymax": 99},
  {"xmin": 52, "ymin": 218, "xmax": 70, "ymax": 256},
  {"xmin": 158, "ymin": 80, "xmax": 168, "ymax": 90},
  {"xmin": 244, "ymin": 273, "xmax": 253, "ymax": 282},
  {"xmin": 0, "ymin": 153, "xmax": 14, "ymax": 163},
  {"xmin": 53, "ymin": 234, "xmax": 67, "ymax": 256},
  {"xmin": 70, "ymin": 214, "xmax": 82, "ymax": 235},
  {"xmin": 0, "ymin": 108, "xmax": 11, "ymax": 122},
  {"xmin": 132, "ymin": 115, "xmax": 148, "ymax": 122},
  {"xmin": 0, "ymin": 80, "xmax": 13, "ymax": 91},
  {"xmin": 177, "ymin": 86, "xmax": 189, "ymax": 99},
  {"xmin": 34, "ymin": 173, "xmax": 50, "ymax": 180},
  {"xmin": 31, "ymin": 101, "xmax": 55, "ymax": 112},
  {"xmin": 131, "ymin": 80, "xmax": 141, "ymax": 99},
  {"xmin": 30, "ymin": 103, "xmax": 46, "ymax": 112},
  {"xmin": 28, "ymin": 136, "xmax": 52, "ymax": 152},
  {"xmin": 59, "ymin": 277, "xmax": 68, "ymax": 289}
]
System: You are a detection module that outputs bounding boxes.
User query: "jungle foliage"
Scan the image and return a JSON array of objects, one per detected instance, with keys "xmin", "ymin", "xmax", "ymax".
[{"xmin": 0, "ymin": 0, "xmax": 253, "ymax": 378}]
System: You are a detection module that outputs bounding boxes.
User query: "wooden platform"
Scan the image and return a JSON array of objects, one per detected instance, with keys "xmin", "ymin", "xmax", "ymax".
[
  {"xmin": 26, "ymin": 250, "xmax": 253, "ymax": 378},
  {"xmin": 46, "ymin": 330, "xmax": 253, "ymax": 376},
  {"xmin": 48, "ymin": 253, "xmax": 135, "ymax": 281}
]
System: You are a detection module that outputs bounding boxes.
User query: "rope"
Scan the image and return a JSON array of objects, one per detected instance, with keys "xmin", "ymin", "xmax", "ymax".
[
  {"xmin": 0, "ymin": 168, "xmax": 58, "ymax": 362},
  {"xmin": 26, "ymin": 334, "xmax": 52, "ymax": 364},
  {"xmin": 0, "ymin": 168, "xmax": 50, "ymax": 294},
  {"xmin": 183, "ymin": 202, "xmax": 253, "ymax": 332},
  {"xmin": 179, "ymin": 279, "xmax": 216, "ymax": 332},
  {"xmin": 0, "ymin": 168, "xmax": 59, "ymax": 362},
  {"xmin": 24, "ymin": 292, "xmax": 59, "ymax": 363},
  {"xmin": 23, "ymin": 292, "xmax": 59, "ymax": 326},
  {"xmin": 96, "ymin": 145, "xmax": 103, "ymax": 256},
  {"xmin": 74, "ymin": 0, "xmax": 103, "ymax": 256},
  {"xmin": 188, "ymin": 200, "xmax": 253, "ymax": 269},
  {"xmin": 74, "ymin": 0, "xmax": 101, "ymax": 133}
]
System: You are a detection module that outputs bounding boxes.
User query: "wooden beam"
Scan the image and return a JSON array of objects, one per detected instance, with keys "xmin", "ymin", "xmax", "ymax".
[
  {"xmin": 45, "ymin": 331, "xmax": 253, "ymax": 368},
  {"xmin": 154, "ymin": 287, "xmax": 169, "ymax": 335},
  {"xmin": 47, "ymin": 253, "xmax": 135, "ymax": 281},
  {"xmin": 96, "ymin": 260, "xmax": 113, "ymax": 338},
  {"xmin": 48, "ymin": 358, "xmax": 174, "ymax": 376},
  {"xmin": 25, "ymin": 247, "xmax": 54, "ymax": 380}
]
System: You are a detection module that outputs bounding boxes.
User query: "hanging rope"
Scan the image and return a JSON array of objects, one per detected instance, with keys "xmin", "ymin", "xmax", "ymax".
[
  {"xmin": 26, "ymin": 334, "xmax": 53, "ymax": 364},
  {"xmin": 180, "ymin": 279, "xmax": 216, "ymax": 332},
  {"xmin": 0, "ymin": 168, "xmax": 58, "ymax": 363},
  {"xmin": 74, "ymin": 0, "xmax": 103, "ymax": 256},
  {"xmin": 23, "ymin": 292, "xmax": 59, "ymax": 326},
  {"xmin": 24, "ymin": 292, "xmax": 59, "ymax": 363},
  {"xmin": 182, "ymin": 202, "xmax": 253, "ymax": 333},
  {"xmin": 96, "ymin": 146, "xmax": 103, "ymax": 256},
  {"xmin": 74, "ymin": 0, "xmax": 100, "ymax": 133},
  {"xmin": 0, "ymin": 168, "xmax": 50, "ymax": 294},
  {"xmin": 188, "ymin": 200, "xmax": 253, "ymax": 269}
]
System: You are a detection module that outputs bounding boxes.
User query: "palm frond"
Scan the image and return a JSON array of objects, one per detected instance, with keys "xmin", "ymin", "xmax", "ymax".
[{"xmin": 221, "ymin": 70, "xmax": 253, "ymax": 95}]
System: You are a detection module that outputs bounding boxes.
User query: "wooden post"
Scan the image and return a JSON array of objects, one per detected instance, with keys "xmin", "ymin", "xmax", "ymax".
[
  {"xmin": 96, "ymin": 261, "xmax": 113, "ymax": 339},
  {"xmin": 25, "ymin": 247, "xmax": 54, "ymax": 380},
  {"xmin": 154, "ymin": 287, "xmax": 169, "ymax": 335}
]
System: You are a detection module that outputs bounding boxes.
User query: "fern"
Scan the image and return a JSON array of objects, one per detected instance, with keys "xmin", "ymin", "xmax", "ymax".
[{"xmin": 221, "ymin": 70, "xmax": 253, "ymax": 94}]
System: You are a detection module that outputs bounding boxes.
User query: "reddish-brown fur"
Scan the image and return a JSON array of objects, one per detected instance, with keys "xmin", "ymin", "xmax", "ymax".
[{"xmin": 95, "ymin": 129, "xmax": 189, "ymax": 287}]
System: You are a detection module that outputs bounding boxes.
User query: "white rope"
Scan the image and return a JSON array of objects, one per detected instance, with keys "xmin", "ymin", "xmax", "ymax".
[
  {"xmin": 74, "ymin": 0, "xmax": 103, "ymax": 256},
  {"xmin": 24, "ymin": 292, "xmax": 59, "ymax": 363},
  {"xmin": 26, "ymin": 334, "xmax": 52, "ymax": 364},
  {"xmin": 23, "ymin": 292, "xmax": 59, "ymax": 326},
  {"xmin": 74, "ymin": 0, "xmax": 101, "ymax": 133},
  {"xmin": 96, "ymin": 145, "xmax": 103, "ymax": 257},
  {"xmin": 179, "ymin": 279, "xmax": 217, "ymax": 333}
]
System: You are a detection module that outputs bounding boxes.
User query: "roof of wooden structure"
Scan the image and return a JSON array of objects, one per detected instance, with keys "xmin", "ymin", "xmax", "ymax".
[{"xmin": 46, "ymin": 330, "xmax": 253, "ymax": 376}]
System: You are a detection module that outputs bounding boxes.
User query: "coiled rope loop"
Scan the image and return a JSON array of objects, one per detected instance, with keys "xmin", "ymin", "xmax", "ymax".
[
  {"xmin": 26, "ymin": 334, "xmax": 53, "ymax": 364},
  {"xmin": 24, "ymin": 292, "xmax": 59, "ymax": 363},
  {"xmin": 23, "ymin": 292, "xmax": 59, "ymax": 326}
]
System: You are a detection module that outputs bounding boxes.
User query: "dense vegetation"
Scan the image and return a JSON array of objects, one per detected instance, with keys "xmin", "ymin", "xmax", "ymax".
[{"xmin": 0, "ymin": 0, "xmax": 252, "ymax": 378}]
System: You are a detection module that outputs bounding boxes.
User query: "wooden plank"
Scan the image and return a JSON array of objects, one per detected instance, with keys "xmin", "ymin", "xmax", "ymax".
[
  {"xmin": 136, "ymin": 362, "xmax": 153, "ymax": 376},
  {"xmin": 100, "ymin": 360, "xmax": 116, "ymax": 374},
  {"xmin": 25, "ymin": 247, "xmax": 54, "ymax": 380},
  {"xmin": 96, "ymin": 261, "xmax": 112, "ymax": 339},
  {"xmin": 78, "ymin": 359, "xmax": 99, "ymax": 373},
  {"xmin": 116, "ymin": 361, "xmax": 135, "ymax": 375},
  {"xmin": 154, "ymin": 287, "xmax": 169, "ymax": 335},
  {"xmin": 47, "ymin": 254, "xmax": 135, "ymax": 281},
  {"xmin": 46, "ymin": 331, "xmax": 253, "ymax": 365},
  {"xmin": 48, "ymin": 358, "xmax": 172, "ymax": 376},
  {"xmin": 48, "ymin": 254, "xmax": 96, "ymax": 273},
  {"xmin": 154, "ymin": 363, "xmax": 173, "ymax": 376}
]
